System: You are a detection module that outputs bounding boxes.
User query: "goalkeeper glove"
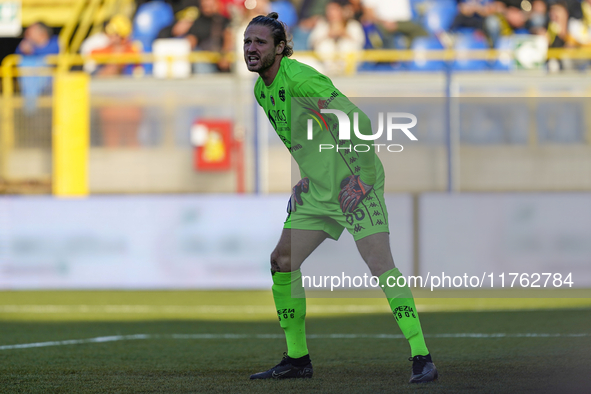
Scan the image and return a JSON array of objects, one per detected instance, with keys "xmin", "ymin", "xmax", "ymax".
[
  {"xmin": 338, "ymin": 175, "xmax": 372, "ymax": 213},
  {"xmin": 287, "ymin": 177, "xmax": 309, "ymax": 213}
]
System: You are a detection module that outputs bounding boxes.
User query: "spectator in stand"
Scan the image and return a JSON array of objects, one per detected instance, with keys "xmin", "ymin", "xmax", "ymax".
[
  {"xmin": 361, "ymin": 0, "xmax": 428, "ymax": 48},
  {"xmin": 91, "ymin": 14, "xmax": 143, "ymax": 76},
  {"xmin": 292, "ymin": 0, "xmax": 331, "ymax": 49},
  {"xmin": 189, "ymin": 0, "xmax": 233, "ymax": 72},
  {"xmin": 527, "ymin": 0, "xmax": 549, "ymax": 35},
  {"xmin": 486, "ymin": 0, "xmax": 529, "ymax": 44},
  {"xmin": 16, "ymin": 22, "xmax": 60, "ymax": 113},
  {"xmin": 309, "ymin": 0, "xmax": 365, "ymax": 74},
  {"xmin": 92, "ymin": 15, "xmax": 143, "ymax": 147},
  {"xmin": 567, "ymin": 0, "xmax": 591, "ymax": 46},
  {"xmin": 16, "ymin": 22, "xmax": 59, "ymax": 57},
  {"xmin": 346, "ymin": 0, "xmax": 364, "ymax": 22},
  {"xmin": 218, "ymin": 0, "xmax": 245, "ymax": 19},
  {"xmin": 548, "ymin": 0, "xmax": 574, "ymax": 48},
  {"xmin": 450, "ymin": 0, "xmax": 495, "ymax": 36},
  {"xmin": 157, "ymin": 6, "xmax": 200, "ymax": 49},
  {"xmin": 546, "ymin": 1, "xmax": 579, "ymax": 71}
]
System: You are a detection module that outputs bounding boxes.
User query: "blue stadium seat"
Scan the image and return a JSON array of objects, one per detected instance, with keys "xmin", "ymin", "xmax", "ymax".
[
  {"xmin": 362, "ymin": 23, "xmax": 383, "ymax": 49},
  {"xmin": 453, "ymin": 33, "xmax": 489, "ymax": 71},
  {"xmin": 270, "ymin": 1, "xmax": 297, "ymax": 29},
  {"xmin": 410, "ymin": 0, "xmax": 428, "ymax": 21},
  {"xmin": 423, "ymin": 0, "xmax": 457, "ymax": 35},
  {"xmin": 408, "ymin": 36, "xmax": 445, "ymax": 71},
  {"xmin": 492, "ymin": 36, "xmax": 513, "ymax": 71},
  {"xmin": 132, "ymin": 0, "xmax": 174, "ymax": 53},
  {"xmin": 454, "ymin": 27, "xmax": 477, "ymax": 35}
]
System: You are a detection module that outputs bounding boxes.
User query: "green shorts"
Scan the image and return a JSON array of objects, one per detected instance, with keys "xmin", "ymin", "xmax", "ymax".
[{"xmin": 284, "ymin": 182, "xmax": 390, "ymax": 241}]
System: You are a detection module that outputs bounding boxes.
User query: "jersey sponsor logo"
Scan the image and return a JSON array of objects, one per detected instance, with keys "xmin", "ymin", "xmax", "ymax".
[
  {"xmin": 317, "ymin": 91, "xmax": 338, "ymax": 110},
  {"xmin": 269, "ymin": 109, "xmax": 287, "ymax": 122},
  {"xmin": 279, "ymin": 87, "xmax": 286, "ymax": 102},
  {"xmin": 267, "ymin": 110, "xmax": 277, "ymax": 130},
  {"xmin": 278, "ymin": 134, "xmax": 291, "ymax": 148}
]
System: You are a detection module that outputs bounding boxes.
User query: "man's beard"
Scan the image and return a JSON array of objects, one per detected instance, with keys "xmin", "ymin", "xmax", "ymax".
[{"xmin": 249, "ymin": 51, "xmax": 276, "ymax": 73}]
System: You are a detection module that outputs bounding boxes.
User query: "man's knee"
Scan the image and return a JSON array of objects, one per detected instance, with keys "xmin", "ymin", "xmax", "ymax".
[{"xmin": 270, "ymin": 248, "xmax": 292, "ymax": 273}]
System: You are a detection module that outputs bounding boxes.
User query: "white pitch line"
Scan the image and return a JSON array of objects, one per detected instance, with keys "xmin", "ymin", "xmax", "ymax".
[
  {"xmin": 0, "ymin": 305, "xmax": 396, "ymax": 314},
  {"xmin": 0, "ymin": 332, "xmax": 588, "ymax": 351}
]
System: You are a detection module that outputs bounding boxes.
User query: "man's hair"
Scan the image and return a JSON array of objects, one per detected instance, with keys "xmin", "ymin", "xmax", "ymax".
[{"xmin": 247, "ymin": 12, "xmax": 293, "ymax": 58}]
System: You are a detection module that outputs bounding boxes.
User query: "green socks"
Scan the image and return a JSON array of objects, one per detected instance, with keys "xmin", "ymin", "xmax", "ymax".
[
  {"xmin": 272, "ymin": 269, "xmax": 308, "ymax": 358},
  {"xmin": 272, "ymin": 268, "xmax": 426, "ymax": 358},
  {"xmin": 379, "ymin": 268, "xmax": 429, "ymax": 357}
]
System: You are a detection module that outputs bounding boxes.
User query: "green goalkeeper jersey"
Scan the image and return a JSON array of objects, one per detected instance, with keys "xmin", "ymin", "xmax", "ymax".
[{"xmin": 254, "ymin": 57, "xmax": 383, "ymax": 206}]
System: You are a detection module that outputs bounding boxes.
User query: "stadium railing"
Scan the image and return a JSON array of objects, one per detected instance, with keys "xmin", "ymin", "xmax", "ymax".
[{"xmin": 2, "ymin": 48, "xmax": 591, "ymax": 195}]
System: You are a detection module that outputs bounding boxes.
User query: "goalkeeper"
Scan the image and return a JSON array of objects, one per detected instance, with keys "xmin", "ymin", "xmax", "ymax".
[{"xmin": 244, "ymin": 12, "xmax": 438, "ymax": 384}]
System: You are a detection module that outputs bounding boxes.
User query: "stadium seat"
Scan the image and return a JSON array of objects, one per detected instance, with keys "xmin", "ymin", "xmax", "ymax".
[
  {"xmin": 408, "ymin": 36, "xmax": 445, "ymax": 71},
  {"xmin": 492, "ymin": 36, "xmax": 513, "ymax": 71},
  {"xmin": 423, "ymin": 0, "xmax": 457, "ymax": 35},
  {"xmin": 453, "ymin": 33, "xmax": 489, "ymax": 71},
  {"xmin": 131, "ymin": 0, "xmax": 174, "ymax": 53},
  {"xmin": 410, "ymin": 0, "xmax": 425, "ymax": 21},
  {"xmin": 454, "ymin": 27, "xmax": 477, "ymax": 35},
  {"xmin": 270, "ymin": 1, "xmax": 297, "ymax": 29}
]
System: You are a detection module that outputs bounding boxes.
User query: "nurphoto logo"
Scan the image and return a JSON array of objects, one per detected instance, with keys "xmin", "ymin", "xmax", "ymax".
[{"xmin": 305, "ymin": 109, "xmax": 418, "ymax": 153}]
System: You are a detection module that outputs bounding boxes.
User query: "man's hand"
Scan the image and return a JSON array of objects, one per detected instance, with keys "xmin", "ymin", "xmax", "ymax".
[
  {"xmin": 338, "ymin": 175, "xmax": 372, "ymax": 213},
  {"xmin": 287, "ymin": 177, "xmax": 309, "ymax": 213}
]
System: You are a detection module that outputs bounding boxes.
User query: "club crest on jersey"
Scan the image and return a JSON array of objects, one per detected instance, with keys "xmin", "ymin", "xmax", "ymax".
[
  {"xmin": 271, "ymin": 96, "xmax": 275, "ymax": 106},
  {"xmin": 279, "ymin": 87, "xmax": 286, "ymax": 102}
]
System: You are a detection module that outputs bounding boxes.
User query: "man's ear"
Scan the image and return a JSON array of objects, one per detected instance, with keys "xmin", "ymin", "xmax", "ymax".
[{"xmin": 276, "ymin": 41, "xmax": 285, "ymax": 55}]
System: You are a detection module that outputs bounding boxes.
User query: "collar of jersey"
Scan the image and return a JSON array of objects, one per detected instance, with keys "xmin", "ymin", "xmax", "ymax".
[{"xmin": 262, "ymin": 57, "xmax": 286, "ymax": 90}]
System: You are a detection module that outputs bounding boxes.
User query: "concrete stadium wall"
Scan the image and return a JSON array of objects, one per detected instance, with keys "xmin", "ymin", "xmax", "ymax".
[{"xmin": 6, "ymin": 72, "xmax": 591, "ymax": 193}]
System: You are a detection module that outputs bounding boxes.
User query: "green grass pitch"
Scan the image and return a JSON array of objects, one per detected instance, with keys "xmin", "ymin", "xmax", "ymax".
[{"xmin": 0, "ymin": 290, "xmax": 590, "ymax": 393}]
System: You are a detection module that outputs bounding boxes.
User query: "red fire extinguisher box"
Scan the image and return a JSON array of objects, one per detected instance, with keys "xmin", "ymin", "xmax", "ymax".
[{"xmin": 191, "ymin": 119, "xmax": 233, "ymax": 171}]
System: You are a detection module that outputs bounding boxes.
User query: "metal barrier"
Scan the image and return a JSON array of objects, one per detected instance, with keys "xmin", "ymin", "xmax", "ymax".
[{"xmin": 2, "ymin": 49, "xmax": 591, "ymax": 194}]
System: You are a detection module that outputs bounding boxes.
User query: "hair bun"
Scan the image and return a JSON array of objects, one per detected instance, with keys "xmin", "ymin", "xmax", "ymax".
[{"xmin": 267, "ymin": 12, "xmax": 279, "ymax": 20}]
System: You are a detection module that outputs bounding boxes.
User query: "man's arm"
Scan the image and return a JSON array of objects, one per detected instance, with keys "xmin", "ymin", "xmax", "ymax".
[{"xmin": 292, "ymin": 75, "xmax": 378, "ymax": 186}]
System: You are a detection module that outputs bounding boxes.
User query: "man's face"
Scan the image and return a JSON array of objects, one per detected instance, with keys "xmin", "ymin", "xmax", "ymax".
[
  {"xmin": 326, "ymin": 3, "xmax": 343, "ymax": 23},
  {"xmin": 243, "ymin": 25, "xmax": 280, "ymax": 73},
  {"xmin": 26, "ymin": 24, "xmax": 49, "ymax": 46}
]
